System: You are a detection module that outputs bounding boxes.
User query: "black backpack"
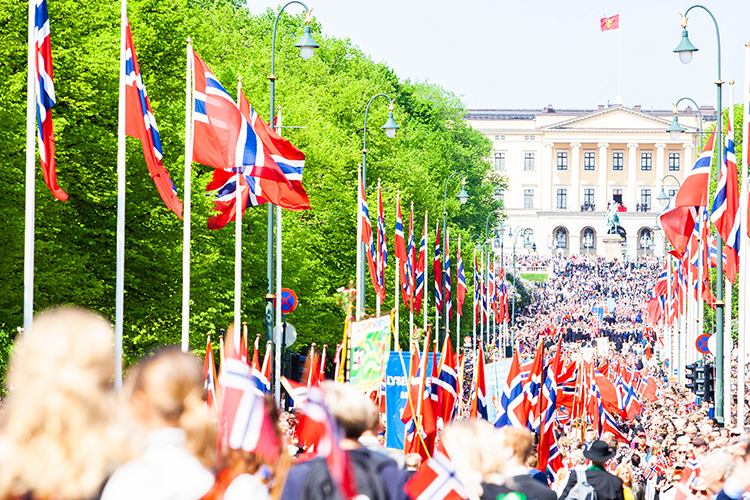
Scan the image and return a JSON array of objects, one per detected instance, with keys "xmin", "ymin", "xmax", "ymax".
[{"xmin": 301, "ymin": 448, "xmax": 392, "ymax": 500}]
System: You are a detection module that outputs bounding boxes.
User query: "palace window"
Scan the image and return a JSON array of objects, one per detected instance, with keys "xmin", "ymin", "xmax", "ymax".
[
  {"xmin": 494, "ymin": 135, "xmax": 499, "ymax": 140},
  {"xmin": 641, "ymin": 189, "xmax": 652, "ymax": 210},
  {"xmin": 557, "ymin": 151, "xmax": 568, "ymax": 170},
  {"xmin": 584, "ymin": 151, "xmax": 596, "ymax": 170},
  {"xmin": 584, "ymin": 188, "xmax": 595, "ymax": 205},
  {"xmin": 494, "ymin": 152, "xmax": 506, "ymax": 171},
  {"xmin": 556, "ymin": 188, "xmax": 567, "ymax": 210},
  {"xmin": 524, "ymin": 189, "xmax": 534, "ymax": 209},
  {"xmin": 668, "ymin": 152, "xmax": 680, "ymax": 171},
  {"xmin": 641, "ymin": 152, "xmax": 653, "ymax": 171},
  {"xmin": 523, "ymin": 153, "xmax": 535, "ymax": 171},
  {"xmin": 612, "ymin": 151, "xmax": 624, "ymax": 171}
]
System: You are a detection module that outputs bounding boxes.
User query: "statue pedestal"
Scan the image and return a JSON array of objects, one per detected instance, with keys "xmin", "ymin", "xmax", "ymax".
[{"xmin": 602, "ymin": 235, "xmax": 624, "ymax": 262}]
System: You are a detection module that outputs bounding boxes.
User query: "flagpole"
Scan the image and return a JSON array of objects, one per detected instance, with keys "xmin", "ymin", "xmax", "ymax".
[
  {"xmin": 479, "ymin": 249, "xmax": 484, "ymax": 347},
  {"xmin": 434, "ymin": 221, "xmax": 439, "ymax": 338},
  {"xmin": 456, "ymin": 235, "xmax": 461, "ymax": 352},
  {"xmin": 376, "ymin": 179, "xmax": 382, "ymax": 318},
  {"xmin": 738, "ymin": 42, "xmax": 750, "ymax": 427},
  {"xmin": 409, "ymin": 202, "xmax": 414, "ymax": 345},
  {"xmin": 274, "ymin": 107, "xmax": 284, "ymax": 404},
  {"xmin": 395, "ymin": 191, "xmax": 400, "ymax": 350},
  {"xmin": 616, "ymin": 11, "xmax": 622, "ymax": 104},
  {"xmin": 114, "ymin": 0, "xmax": 128, "ymax": 389},
  {"xmin": 423, "ymin": 211, "xmax": 428, "ymax": 334},
  {"xmin": 723, "ymin": 82, "xmax": 734, "ymax": 424},
  {"xmin": 472, "ymin": 247, "xmax": 477, "ymax": 353},
  {"xmin": 181, "ymin": 38, "xmax": 193, "ymax": 353},
  {"xmin": 356, "ymin": 165, "xmax": 363, "ymax": 321},
  {"xmin": 24, "ymin": 0, "xmax": 37, "ymax": 334},
  {"xmin": 234, "ymin": 76, "xmax": 243, "ymax": 354}
]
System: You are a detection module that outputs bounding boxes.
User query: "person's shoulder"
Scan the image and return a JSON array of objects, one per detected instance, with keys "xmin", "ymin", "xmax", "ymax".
[{"xmin": 224, "ymin": 474, "xmax": 269, "ymax": 500}]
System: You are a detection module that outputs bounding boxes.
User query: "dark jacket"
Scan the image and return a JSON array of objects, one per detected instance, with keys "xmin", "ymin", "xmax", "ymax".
[
  {"xmin": 504, "ymin": 474, "xmax": 557, "ymax": 500},
  {"xmin": 560, "ymin": 468, "xmax": 625, "ymax": 500}
]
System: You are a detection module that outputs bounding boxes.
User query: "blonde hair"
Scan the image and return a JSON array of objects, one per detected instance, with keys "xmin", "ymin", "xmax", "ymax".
[
  {"xmin": 615, "ymin": 464, "xmax": 633, "ymax": 487},
  {"xmin": 129, "ymin": 348, "xmax": 216, "ymax": 469},
  {"xmin": 442, "ymin": 420, "xmax": 506, "ymax": 500},
  {"xmin": 0, "ymin": 307, "xmax": 132, "ymax": 500},
  {"xmin": 322, "ymin": 381, "xmax": 371, "ymax": 440}
]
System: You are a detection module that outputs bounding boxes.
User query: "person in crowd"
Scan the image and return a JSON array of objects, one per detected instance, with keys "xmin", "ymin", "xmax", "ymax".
[
  {"xmin": 498, "ymin": 427, "xmax": 557, "ymax": 500},
  {"xmin": 359, "ymin": 399, "xmax": 406, "ymax": 469},
  {"xmin": 0, "ymin": 308, "xmax": 132, "ymax": 500},
  {"xmin": 101, "ymin": 348, "xmax": 216, "ymax": 500},
  {"xmin": 559, "ymin": 440, "xmax": 625, "ymax": 500},
  {"xmin": 699, "ymin": 450, "xmax": 735, "ymax": 497},
  {"xmin": 404, "ymin": 454, "xmax": 421, "ymax": 480},
  {"xmin": 614, "ymin": 464, "xmax": 635, "ymax": 500},
  {"xmin": 281, "ymin": 382, "xmax": 406, "ymax": 500}
]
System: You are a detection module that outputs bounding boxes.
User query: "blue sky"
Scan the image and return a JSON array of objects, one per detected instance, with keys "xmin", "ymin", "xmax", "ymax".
[{"xmin": 248, "ymin": 1, "xmax": 750, "ymax": 111}]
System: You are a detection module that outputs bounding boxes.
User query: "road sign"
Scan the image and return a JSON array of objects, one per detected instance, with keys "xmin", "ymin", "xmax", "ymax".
[
  {"xmin": 696, "ymin": 334, "xmax": 710, "ymax": 354},
  {"xmin": 276, "ymin": 288, "xmax": 298, "ymax": 314},
  {"xmin": 273, "ymin": 322, "xmax": 297, "ymax": 347}
]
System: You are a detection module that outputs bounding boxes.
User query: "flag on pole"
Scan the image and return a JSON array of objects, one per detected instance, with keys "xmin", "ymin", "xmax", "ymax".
[
  {"xmin": 456, "ymin": 239, "xmax": 467, "ymax": 316},
  {"xmin": 359, "ymin": 169, "xmax": 382, "ymax": 299},
  {"xmin": 203, "ymin": 333, "xmax": 217, "ymax": 411},
  {"xmin": 473, "ymin": 252, "xmax": 481, "ymax": 325},
  {"xmin": 34, "ymin": 0, "xmax": 67, "ymax": 201},
  {"xmin": 404, "ymin": 450, "xmax": 469, "ymax": 500},
  {"xmin": 124, "ymin": 19, "xmax": 182, "ymax": 217},
  {"xmin": 600, "ymin": 14, "xmax": 619, "ymax": 31},
  {"xmin": 710, "ymin": 119, "xmax": 741, "ymax": 283},
  {"xmin": 469, "ymin": 346, "xmax": 488, "ymax": 420},
  {"xmin": 414, "ymin": 213, "xmax": 427, "ymax": 315},
  {"xmin": 395, "ymin": 194, "xmax": 409, "ymax": 306},
  {"xmin": 434, "ymin": 223, "xmax": 443, "ymax": 314},
  {"xmin": 445, "ymin": 227, "xmax": 452, "ymax": 320},
  {"xmin": 377, "ymin": 183, "xmax": 388, "ymax": 301},
  {"xmin": 674, "ymin": 133, "xmax": 716, "ymax": 208},
  {"xmin": 407, "ymin": 205, "xmax": 417, "ymax": 313},
  {"xmin": 436, "ymin": 336, "xmax": 458, "ymax": 424}
]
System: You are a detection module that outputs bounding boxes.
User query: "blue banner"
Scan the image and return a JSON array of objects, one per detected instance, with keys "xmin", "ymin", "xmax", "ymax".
[{"xmin": 384, "ymin": 351, "xmax": 436, "ymax": 449}]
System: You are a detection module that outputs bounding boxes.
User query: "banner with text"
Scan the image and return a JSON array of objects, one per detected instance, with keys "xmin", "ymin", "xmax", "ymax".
[
  {"xmin": 350, "ymin": 314, "xmax": 392, "ymax": 393},
  {"xmin": 384, "ymin": 351, "xmax": 436, "ymax": 449}
]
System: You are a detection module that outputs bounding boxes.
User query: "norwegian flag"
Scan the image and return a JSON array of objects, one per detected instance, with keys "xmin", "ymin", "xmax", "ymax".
[
  {"xmin": 488, "ymin": 263, "xmax": 496, "ymax": 322},
  {"xmin": 124, "ymin": 19, "xmax": 182, "ymax": 217},
  {"xmin": 470, "ymin": 346, "xmax": 489, "ymax": 420},
  {"xmin": 602, "ymin": 408, "xmax": 629, "ymax": 443},
  {"xmin": 434, "ymin": 222, "xmax": 443, "ymax": 314},
  {"xmin": 250, "ymin": 334, "xmax": 265, "ymax": 391},
  {"xmin": 660, "ymin": 195, "xmax": 698, "ymax": 259},
  {"xmin": 405, "ymin": 450, "xmax": 469, "ymax": 500},
  {"xmin": 445, "ymin": 227, "xmax": 452, "ymax": 320},
  {"xmin": 376, "ymin": 184, "xmax": 388, "ymax": 300},
  {"xmin": 435, "ymin": 336, "xmax": 458, "ymax": 424},
  {"xmin": 456, "ymin": 238, "xmax": 467, "ymax": 316},
  {"xmin": 219, "ymin": 357, "xmax": 280, "ymax": 462},
  {"xmin": 204, "ymin": 91, "xmax": 309, "ymax": 229},
  {"xmin": 473, "ymin": 251, "xmax": 481, "ymax": 325},
  {"xmin": 537, "ymin": 337, "xmax": 563, "ymax": 474},
  {"xmin": 34, "ymin": 0, "xmax": 67, "ymax": 201},
  {"xmin": 521, "ymin": 340, "xmax": 545, "ymax": 431},
  {"xmin": 192, "ymin": 51, "xmax": 291, "ymax": 186},
  {"xmin": 674, "ymin": 132, "xmax": 715, "ymax": 207},
  {"xmin": 359, "ymin": 169, "xmax": 382, "ymax": 298},
  {"xmin": 402, "ymin": 337, "xmax": 438, "ymax": 461},
  {"xmin": 495, "ymin": 347, "xmax": 527, "ymax": 428},
  {"xmin": 414, "ymin": 212, "xmax": 427, "ymax": 315},
  {"xmin": 406, "ymin": 205, "xmax": 417, "ymax": 313},
  {"xmin": 395, "ymin": 194, "xmax": 409, "ymax": 306},
  {"xmin": 710, "ymin": 119, "xmax": 741, "ymax": 283},
  {"xmin": 259, "ymin": 340, "xmax": 272, "ymax": 393},
  {"xmin": 203, "ymin": 334, "xmax": 218, "ymax": 411}
]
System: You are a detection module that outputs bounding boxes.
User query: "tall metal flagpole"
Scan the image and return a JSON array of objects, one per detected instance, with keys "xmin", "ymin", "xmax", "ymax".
[
  {"xmin": 234, "ymin": 76, "xmax": 243, "ymax": 353},
  {"xmin": 24, "ymin": 0, "xmax": 37, "ymax": 334},
  {"xmin": 356, "ymin": 165, "xmax": 363, "ymax": 321},
  {"xmin": 723, "ymin": 82, "xmax": 734, "ymax": 424},
  {"xmin": 472, "ymin": 246, "xmax": 476, "ymax": 352},
  {"xmin": 616, "ymin": 10, "xmax": 622, "ymax": 104},
  {"xmin": 181, "ymin": 38, "xmax": 193, "ymax": 353},
  {"xmin": 409, "ymin": 202, "xmax": 414, "ymax": 344},
  {"xmin": 376, "ymin": 179, "xmax": 382, "ymax": 317},
  {"xmin": 456, "ymin": 235, "xmax": 461, "ymax": 352},
  {"xmin": 434, "ymin": 220, "xmax": 439, "ymax": 338},
  {"xmin": 114, "ymin": 0, "xmax": 128, "ymax": 389},
  {"xmin": 423, "ymin": 211, "xmax": 428, "ymax": 334},
  {"xmin": 274, "ymin": 107, "xmax": 284, "ymax": 404},
  {"xmin": 394, "ymin": 192, "xmax": 400, "ymax": 350},
  {"xmin": 737, "ymin": 42, "xmax": 750, "ymax": 427},
  {"xmin": 479, "ymin": 248, "xmax": 484, "ymax": 346}
]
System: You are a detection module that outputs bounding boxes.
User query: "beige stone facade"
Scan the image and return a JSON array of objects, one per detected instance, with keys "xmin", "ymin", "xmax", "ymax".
[{"xmin": 467, "ymin": 104, "xmax": 716, "ymax": 257}]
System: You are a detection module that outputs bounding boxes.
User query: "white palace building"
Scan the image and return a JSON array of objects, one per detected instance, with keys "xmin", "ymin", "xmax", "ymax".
[{"xmin": 466, "ymin": 104, "xmax": 716, "ymax": 258}]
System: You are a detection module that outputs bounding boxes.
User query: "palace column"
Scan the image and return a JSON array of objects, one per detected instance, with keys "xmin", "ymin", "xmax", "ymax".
[
  {"xmin": 627, "ymin": 143, "xmax": 639, "ymax": 210},
  {"xmin": 597, "ymin": 142, "xmax": 609, "ymax": 209},
  {"xmin": 570, "ymin": 143, "xmax": 581, "ymax": 209},
  {"xmin": 656, "ymin": 143, "xmax": 667, "ymax": 209}
]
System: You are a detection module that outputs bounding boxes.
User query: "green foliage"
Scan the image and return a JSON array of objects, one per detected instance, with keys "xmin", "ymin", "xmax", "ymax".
[
  {"xmin": 520, "ymin": 273, "xmax": 548, "ymax": 283},
  {"xmin": 0, "ymin": 0, "xmax": 502, "ymax": 381}
]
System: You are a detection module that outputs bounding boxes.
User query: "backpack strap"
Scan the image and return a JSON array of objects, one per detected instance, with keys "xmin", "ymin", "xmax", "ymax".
[{"xmin": 575, "ymin": 469, "xmax": 588, "ymax": 485}]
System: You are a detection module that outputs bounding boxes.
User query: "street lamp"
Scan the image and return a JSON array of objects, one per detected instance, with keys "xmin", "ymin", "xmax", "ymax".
[
  {"xmin": 673, "ymin": 4, "xmax": 726, "ymax": 423},
  {"xmin": 510, "ymin": 226, "xmax": 533, "ymax": 327},
  {"xmin": 665, "ymin": 97, "xmax": 704, "ymax": 141},
  {"xmin": 442, "ymin": 172, "xmax": 470, "ymax": 342},
  {"xmin": 268, "ymin": 1, "xmax": 318, "ymax": 403},
  {"xmin": 357, "ymin": 94, "xmax": 400, "ymax": 318},
  {"xmin": 657, "ymin": 174, "xmax": 683, "ymax": 207},
  {"xmin": 482, "ymin": 209, "xmax": 503, "ymax": 345}
]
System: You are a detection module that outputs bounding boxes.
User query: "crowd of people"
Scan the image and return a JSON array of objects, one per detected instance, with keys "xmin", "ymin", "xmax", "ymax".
[{"xmin": 1, "ymin": 253, "xmax": 749, "ymax": 500}]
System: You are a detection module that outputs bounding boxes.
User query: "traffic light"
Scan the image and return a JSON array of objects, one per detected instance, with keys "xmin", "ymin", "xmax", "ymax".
[
  {"xmin": 703, "ymin": 362, "xmax": 715, "ymax": 403},
  {"xmin": 685, "ymin": 363, "xmax": 699, "ymax": 392},
  {"xmin": 695, "ymin": 365, "xmax": 706, "ymax": 399}
]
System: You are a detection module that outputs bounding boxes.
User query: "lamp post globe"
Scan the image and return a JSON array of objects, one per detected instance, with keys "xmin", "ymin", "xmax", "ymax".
[
  {"xmin": 674, "ymin": 27, "xmax": 698, "ymax": 64},
  {"xmin": 294, "ymin": 24, "xmax": 319, "ymax": 60}
]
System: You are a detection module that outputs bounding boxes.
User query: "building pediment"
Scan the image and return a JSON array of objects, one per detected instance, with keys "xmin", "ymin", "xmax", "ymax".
[{"xmin": 543, "ymin": 106, "xmax": 678, "ymax": 133}]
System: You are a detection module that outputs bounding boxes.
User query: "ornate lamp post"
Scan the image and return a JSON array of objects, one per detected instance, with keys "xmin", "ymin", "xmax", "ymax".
[{"xmin": 441, "ymin": 173, "xmax": 469, "ymax": 343}]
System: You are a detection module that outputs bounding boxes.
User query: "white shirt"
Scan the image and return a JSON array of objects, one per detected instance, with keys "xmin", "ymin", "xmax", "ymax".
[
  {"xmin": 102, "ymin": 427, "xmax": 215, "ymax": 500},
  {"xmin": 224, "ymin": 473, "xmax": 270, "ymax": 500}
]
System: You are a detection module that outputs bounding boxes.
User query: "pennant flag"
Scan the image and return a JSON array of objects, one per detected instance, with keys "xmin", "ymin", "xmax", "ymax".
[
  {"xmin": 674, "ymin": 133, "xmax": 715, "ymax": 208},
  {"xmin": 445, "ymin": 228, "xmax": 452, "ymax": 320},
  {"xmin": 470, "ymin": 346, "xmax": 488, "ymax": 420},
  {"xmin": 124, "ymin": 19, "xmax": 182, "ymax": 217},
  {"xmin": 406, "ymin": 205, "xmax": 417, "ymax": 313},
  {"xmin": 35, "ymin": 0, "xmax": 67, "ymax": 201},
  {"xmin": 377, "ymin": 183, "xmax": 388, "ymax": 300},
  {"xmin": 434, "ymin": 222, "xmax": 443, "ymax": 314},
  {"xmin": 456, "ymin": 238, "xmax": 467, "ymax": 317},
  {"xmin": 436, "ymin": 336, "xmax": 458, "ymax": 425},
  {"xmin": 495, "ymin": 346, "xmax": 525, "ymax": 428},
  {"xmin": 203, "ymin": 333, "xmax": 217, "ymax": 411},
  {"xmin": 600, "ymin": 14, "xmax": 619, "ymax": 31},
  {"xmin": 538, "ymin": 337, "xmax": 563, "ymax": 475},
  {"xmin": 414, "ymin": 213, "xmax": 427, "ymax": 315},
  {"xmin": 395, "ymin": 194, "xmax": 409, "ymax": 306},
  {"xmin": 359, "ymin": 169, "xmax": 382, "ymax": 299},
  {"xmin": 659, "ymin": 196, "xmax": 697, "ymax": 259},
  {"xmin": 710, "ymin": 120, "xmax": 741, "ymax": 282}
]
